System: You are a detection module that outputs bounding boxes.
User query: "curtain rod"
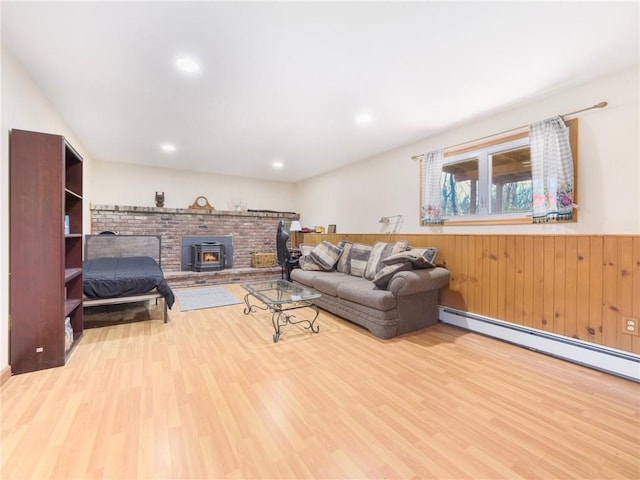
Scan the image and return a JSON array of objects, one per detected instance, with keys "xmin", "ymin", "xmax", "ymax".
[{"xmin": 411, "ymin": 101, "xmax": 608, "ymax": 161}]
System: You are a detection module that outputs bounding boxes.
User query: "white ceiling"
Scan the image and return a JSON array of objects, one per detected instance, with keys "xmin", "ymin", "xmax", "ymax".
[{"xmin": 2, "ymin": 1, "xmax": 638, "ymax": 183}]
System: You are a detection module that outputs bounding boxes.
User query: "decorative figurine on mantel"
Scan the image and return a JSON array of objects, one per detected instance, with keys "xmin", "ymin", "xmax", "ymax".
[
  {"xmin": 155, "ymin": 191, "xmax": 165, "ymax": 207},
  {"xmin": 190, "ymin": 195, "xmax": 214, "ymax": 209}
]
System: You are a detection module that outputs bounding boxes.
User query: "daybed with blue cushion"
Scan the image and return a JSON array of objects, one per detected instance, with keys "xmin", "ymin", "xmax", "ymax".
[{"xmin": 82, "ymin": 235, "xmax": 175, "ymax": 323}]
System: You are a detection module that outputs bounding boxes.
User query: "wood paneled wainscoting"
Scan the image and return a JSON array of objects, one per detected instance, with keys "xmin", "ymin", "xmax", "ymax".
[{"xmin": 302, "ymin": 233, "xmax": 640, "ymax": 356}]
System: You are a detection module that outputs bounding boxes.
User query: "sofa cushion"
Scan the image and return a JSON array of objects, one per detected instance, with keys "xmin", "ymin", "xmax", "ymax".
[
  {"xmin": 336, "ymin": 241, "xmax": 352, "ymax": 274},
  {"xmin": 349, "ymin": 243, "xmax": 373, "ymax": 277},
  {"xmin": 336, "ymin": 280, "xmax": 397, "ymax": 311},
  {"xmin": 372, "ymin": 262, "xmax": 413, "ymax": 288},
  {"xmin": 310, "ymin": 241, "xmax": 343, "ymax": 270},
  {"xmin": 364, "ymin": 240, "xmax": 409, "ymax": 280},
  {"xmin": 313, "ymin": 273, "xmax": 362, "ymax": 297},
  {"xmin": 382, "ymin": 247, "xmax": 438, "ymax": 269},
  {"xmin": 290, "ymin": 268, "xmax": 331, "ymax": 287}
]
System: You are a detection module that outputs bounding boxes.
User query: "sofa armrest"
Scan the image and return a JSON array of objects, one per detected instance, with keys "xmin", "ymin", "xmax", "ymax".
[{"xmin": 387, "ymin": 267, "xmax": 450, "ymax": 297}]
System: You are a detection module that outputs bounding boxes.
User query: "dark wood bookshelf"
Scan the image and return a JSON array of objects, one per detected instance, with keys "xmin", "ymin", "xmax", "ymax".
[{"xmin": 9, "ymin": 129, "xmax": 84, "ymax": 374}]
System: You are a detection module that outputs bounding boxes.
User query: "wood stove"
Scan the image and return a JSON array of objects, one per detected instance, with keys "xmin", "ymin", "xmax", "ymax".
[{"xmin": 192, "ymin": 242, "xmax": 225, "ymax": 271}]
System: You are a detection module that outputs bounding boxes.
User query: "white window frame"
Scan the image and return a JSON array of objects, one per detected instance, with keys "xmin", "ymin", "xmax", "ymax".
[{"xmin": 442, "ymin": 135, "xmax": 531, "ymax": 220}]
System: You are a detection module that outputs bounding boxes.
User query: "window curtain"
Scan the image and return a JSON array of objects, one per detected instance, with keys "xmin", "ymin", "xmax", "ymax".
[
  {"xmin": 421, "ymin": 149, "xmax": 444, "ymax": 224},
  {"xmin": 530, "ymin": 116, "xmax": 575, "ymax": 223}
]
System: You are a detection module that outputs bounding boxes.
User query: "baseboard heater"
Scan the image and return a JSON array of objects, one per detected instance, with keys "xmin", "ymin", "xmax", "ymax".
[{"xmin": 439, "ymin": 307, "xmax": 640, "ymax": 382}]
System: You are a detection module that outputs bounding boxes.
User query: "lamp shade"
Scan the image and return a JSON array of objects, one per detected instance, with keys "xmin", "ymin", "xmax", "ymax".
[{"xmin": 289, "ymin": 221, "xmax": 302, "ymax": 232}]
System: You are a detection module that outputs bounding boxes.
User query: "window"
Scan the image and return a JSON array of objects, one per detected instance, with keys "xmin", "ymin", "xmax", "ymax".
[
  {"xmin": 490, "ymin": 144, "xmax": 532, "ymax": 214},
  {"xmin": 421, "ymin": 119, "xmax": 577, "ymax": 226},
  {"xmin": 442, "ymin": 135, "xmax": 531, "ymax": 219},
  {"xmin": 441, "ymin": 157, "xmax": 479, "ymax": 216}
]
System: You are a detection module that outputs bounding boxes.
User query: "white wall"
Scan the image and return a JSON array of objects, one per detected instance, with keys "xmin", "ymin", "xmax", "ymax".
[
  {"xmin": 91, "ymin": 160, "xmax": 296, "ymax": 213},
  {"xmin": 296, "ymin": 66, "xmax": 640, "ymax": 234},
  {"xmin": 1, "ymin": 48, "xmax": 94, "ymax": 373}
]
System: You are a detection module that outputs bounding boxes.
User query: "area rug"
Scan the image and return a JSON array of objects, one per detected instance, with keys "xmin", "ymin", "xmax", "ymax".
[{"xmin": 175, "ymin": 286, "xmax": 243, "ymax": 311}]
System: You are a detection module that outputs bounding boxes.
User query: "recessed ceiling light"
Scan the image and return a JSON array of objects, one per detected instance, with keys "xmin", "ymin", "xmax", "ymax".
[
  {"xmin": 175, "ymin": 57, "xmax": 200, "ymax": 73},
  {"xmin": 272, "ymin": 161, "xmax": 284, "ymax": 169},
  {"xmin": 161, "ymin": 143, "xmax": 176, "ymax": 153},
  {"xmin": 355, "ymin": 112, "xmax": 374, "ymax": 125}
]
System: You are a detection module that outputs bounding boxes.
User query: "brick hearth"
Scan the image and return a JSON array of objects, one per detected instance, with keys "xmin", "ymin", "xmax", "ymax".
[{"xmin": 90, "ymin": 205, "xmax": 298, "ymax": 287}]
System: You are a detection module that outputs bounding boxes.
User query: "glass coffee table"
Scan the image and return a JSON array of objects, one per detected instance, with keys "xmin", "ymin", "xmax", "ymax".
[{"xmin": 241, "ymin": 279, "xmax": 321, "ymax": 342}]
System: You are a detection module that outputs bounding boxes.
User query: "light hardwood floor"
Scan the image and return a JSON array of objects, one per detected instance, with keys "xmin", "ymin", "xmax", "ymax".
[{"xmin": 1, "ymin": 283, "xmax": 639, "ymax": 479}]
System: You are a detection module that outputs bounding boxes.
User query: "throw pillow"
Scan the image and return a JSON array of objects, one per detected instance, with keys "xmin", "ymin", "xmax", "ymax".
[
  {"xmin": 299, "ymin": 244, "xmax": 314, "ymax": 256},
  {"xmin": 298, "ymin": 244, "xmax": 323, "ymax": 271},
  {"xmin": 349, "ymin": 243, "xmax": 373, "ymax": 277},
  {"xmin": 381, "ymin": 247, "xmax": 438, "ymax": 269},
  {"xmin": 336, "ymin": 241, "xmax": 353, "ymax": 274},
  {"xmin": 372, "ymin": 262, "xmax": 413, "ymax": 289},
  {"xmin": 309, "ymin": 241, "xmax": 343, "ymax": 271},
  {"xmin": 299, "ymin": 255, "xmax": 323, "ymax": 271},
  {"xmin": 364, "ymin": 240, "xmax": 410, "ymax": 280}
]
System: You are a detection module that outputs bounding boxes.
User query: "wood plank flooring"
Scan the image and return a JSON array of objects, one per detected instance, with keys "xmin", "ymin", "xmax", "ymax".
[{"xmin": 1, "ymin": 283, "xmax": 639, "ymax": 479}]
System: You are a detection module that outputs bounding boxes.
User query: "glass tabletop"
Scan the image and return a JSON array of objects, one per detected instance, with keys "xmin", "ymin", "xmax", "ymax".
[{"xmin": 242, "ymin": 279, "xmax": 321, "ymax": 305}]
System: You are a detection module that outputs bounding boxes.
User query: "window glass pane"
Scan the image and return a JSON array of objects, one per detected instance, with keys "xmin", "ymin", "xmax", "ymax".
[
  {"xmin": 490, "ymin": 145, "xmax": 532, "ymax": 214},
  {"xmin": 441, "ymin": 158, "xmax": 479, "ymax": 216}
]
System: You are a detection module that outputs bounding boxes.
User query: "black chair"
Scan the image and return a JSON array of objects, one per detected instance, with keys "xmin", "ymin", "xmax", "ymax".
[{"xmin": 276, "ymin": 220, "xmax": 299, "ymax": 281}]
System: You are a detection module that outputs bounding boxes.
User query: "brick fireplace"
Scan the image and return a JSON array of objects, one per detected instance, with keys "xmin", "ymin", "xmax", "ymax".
[{"xmin": 90, "ymin": 205, "xmax": 299, "ymax": 287}]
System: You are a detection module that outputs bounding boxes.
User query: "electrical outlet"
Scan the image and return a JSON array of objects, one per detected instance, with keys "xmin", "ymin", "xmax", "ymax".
[{"xmin": 621, "ymin": 316, "xmax": 638, "ymax": 335}]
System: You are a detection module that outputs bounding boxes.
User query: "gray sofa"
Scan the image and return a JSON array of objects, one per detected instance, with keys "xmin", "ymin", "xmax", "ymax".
[{"xmin": 290, "ymin": 240, "xmax": 450, "ymax": 339}]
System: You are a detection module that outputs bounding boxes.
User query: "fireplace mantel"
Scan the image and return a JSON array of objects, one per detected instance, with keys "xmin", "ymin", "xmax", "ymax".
[{"xmin": 91, "ymin": 204, "xmax": 298, "ymax": 218}]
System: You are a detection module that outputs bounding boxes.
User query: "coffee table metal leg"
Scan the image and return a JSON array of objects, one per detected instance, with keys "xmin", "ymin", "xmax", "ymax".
[
  {"xmin": 272, "ymin": 310, "xmax": 283, "ymax": 342},
  {"xmin": 270, "ymin": 303, "xmax": 320, "ymax": 342},
  {"xmin": 243, "ymin": 291, "xmax": 320, "ymax": 342},
  {"xmin": 243, "ymin": 292, "xmax": 268, "ymax": 315}
]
